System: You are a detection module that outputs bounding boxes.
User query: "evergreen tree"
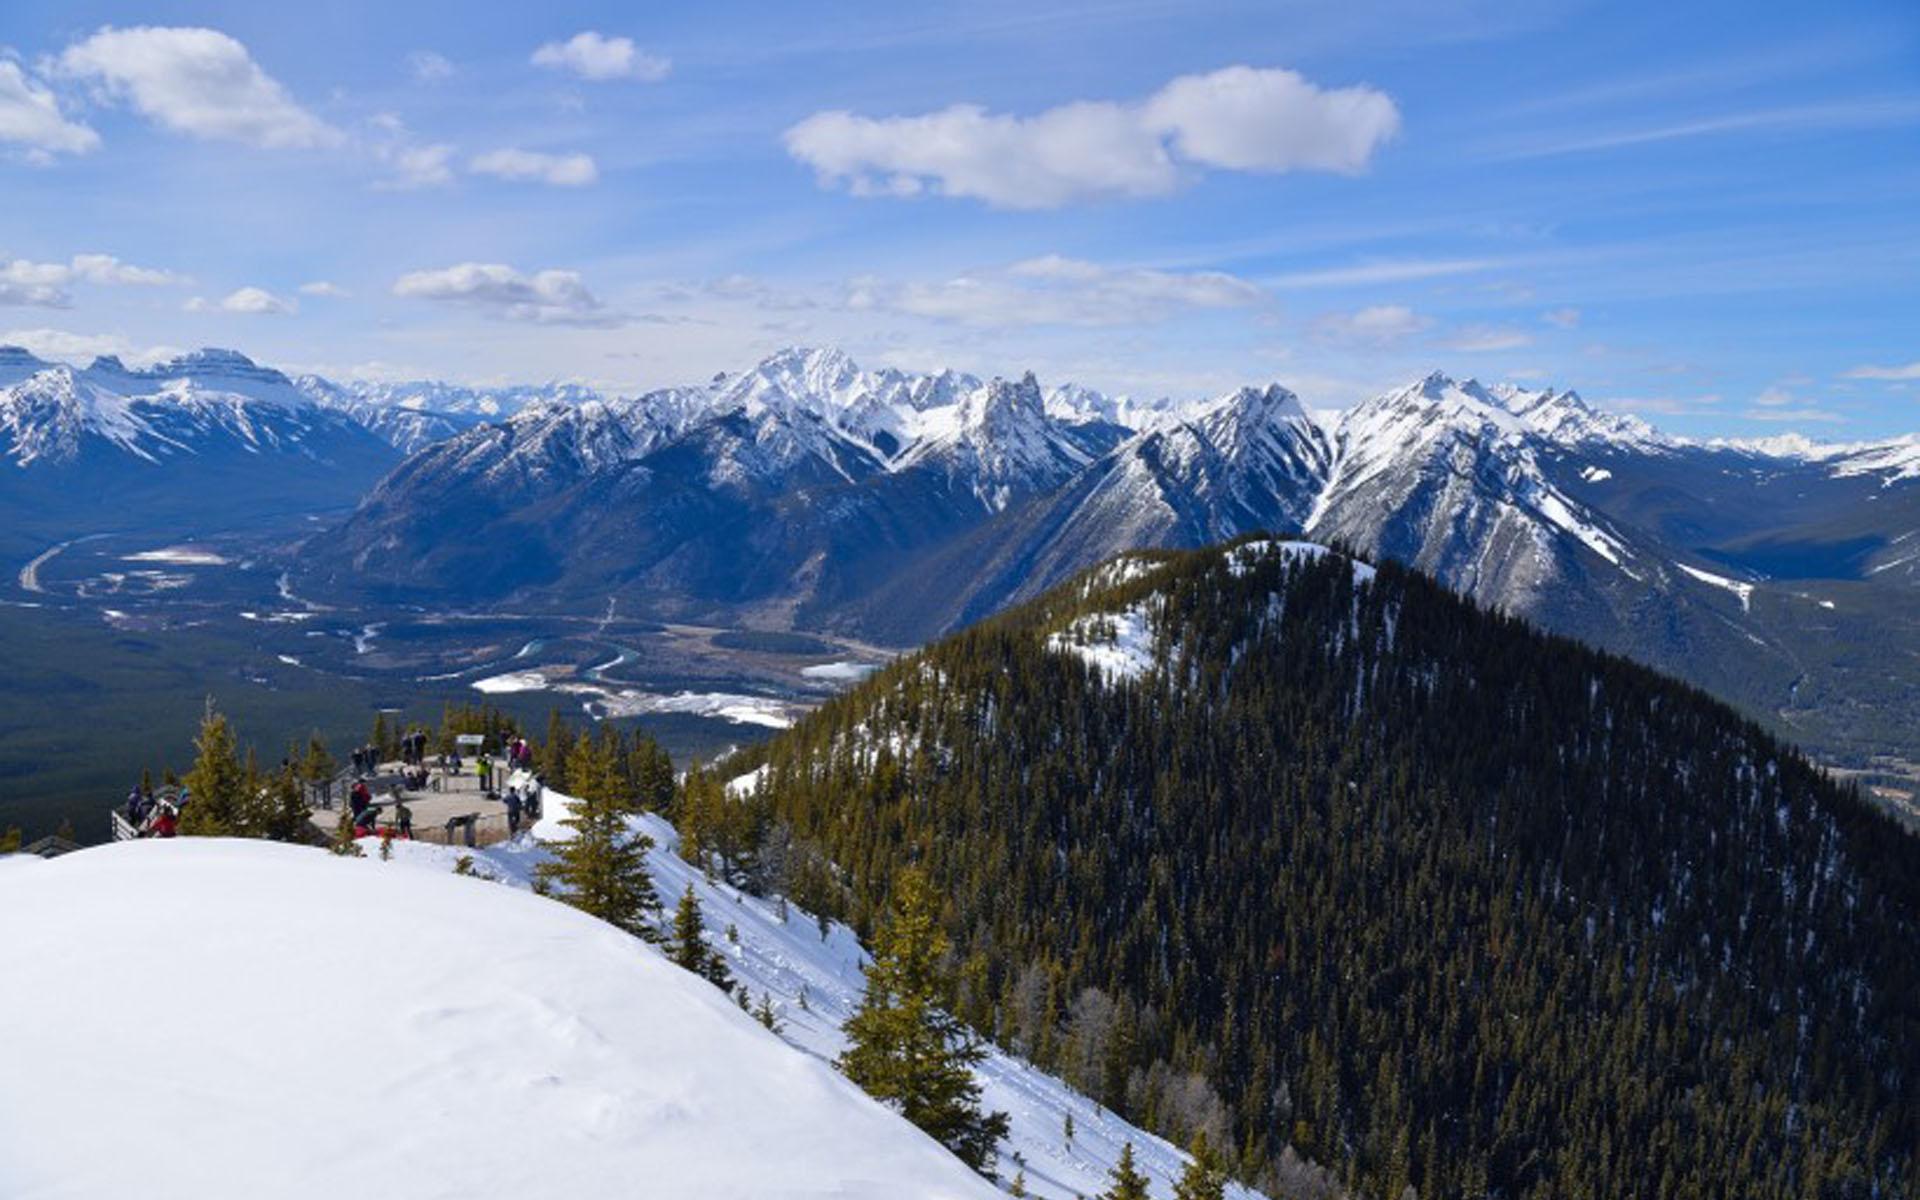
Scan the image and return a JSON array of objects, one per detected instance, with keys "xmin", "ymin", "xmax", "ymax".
[
  {"xmin": 838, "ymin": 868, "xmax": 1008, "ymax": 1172},
  {"xmin": 1172, "ymin": 1134, "xmax": 1228, "ymax": 1200},
  {"xmin": 535, "ymin": 734, "xmax": 661, "ymax": 940},
  {"xmin": 755, "ymin": 991, "xmax": 781, "ymax": 1032},
  {"xmin": 370, "ymin": 711, "xmax": 392, "ymax": 764},
  {"xmin": 0, "ymin": 826, "xmax": 19, "ymax": 853},
  {"xmin": 180, "ymin": 702, "xmax": 252, "ymax": 836},
  {"xmin": 669, "ymin": 883, "xmax": 734, "ymax": 991},
  {"xmin": 1101, "ymin": 1143, "xmax": 1149, "ymax": 1200},
  {"xmin": 300, "ymin": 733, "xmax": 335, "ymax": 782},
  {"xmin": 1008, "ymin": 1169, "xmax": 1028, "ymax": 1197},
  {"xmin": 260, "ymin": 759, "xmax": 312, "ymax": 842},
  {"xmin": 541, "ymin": 709, "xmax": 572, "ymax": 791}
]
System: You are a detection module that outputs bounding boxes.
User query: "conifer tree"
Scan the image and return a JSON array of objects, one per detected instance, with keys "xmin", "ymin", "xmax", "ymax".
[
  {"xmin": 541, "ymin": 709, "xmax": 571, "ymax": 791},
  {"xmin": 669, "ymin": 882, "xmax": 735, "ymax": 990},
  {"xmin": 0, "ymin": 826, "xmax": 19, "ymax": 853},
  {"xmin": 535, "ymin": 734, "xmax": 661, "ymax": 940},
  {"xmin": 301, "ymin": 733, "xmax": 335, "ymax": 782},
  {"xmin": 260, "ymin": 759, "xmax": 312, "ymax": 842},
  {"xmin": 838, "ymin": 868, "xmax": 1008, "ymax": 1172},
  {"xmin": 180, "ymin": 702, "xmax": 251, "ymax": 836},
  {"xmin": 370, "ymin": 711, "xmax": 392, "ymax": 764},
  {"xmin": 1172, "ymin": 1133, "xmax": 1227, "ymax": 1200},
  {"xmin": 1101, "ymin": 1142, "xmax": 1149, "ymax": 1200}
]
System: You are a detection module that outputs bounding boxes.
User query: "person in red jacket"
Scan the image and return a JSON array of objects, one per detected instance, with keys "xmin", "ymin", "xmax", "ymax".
[{"xmin": 147, "ymin": 802, "xmax": 179, "ymax": 838}]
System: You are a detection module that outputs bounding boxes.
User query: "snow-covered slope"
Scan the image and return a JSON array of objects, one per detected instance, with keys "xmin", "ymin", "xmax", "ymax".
[
  {"xmin": 0, "ymin": 838, "xmax": 1004, "ymax": 1200},
  {"xmin": 368, "ymin": 794, "xmax": 1264, "ymax": 1200}
]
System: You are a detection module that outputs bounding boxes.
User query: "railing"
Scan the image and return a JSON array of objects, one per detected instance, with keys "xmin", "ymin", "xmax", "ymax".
[{"xmin": 109, "ymin": 810, "xmax": 139, "ymax": 842}]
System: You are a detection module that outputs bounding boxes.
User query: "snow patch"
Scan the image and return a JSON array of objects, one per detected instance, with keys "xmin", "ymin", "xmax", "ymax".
[
  {"xmin": 801, "ymin": 660, "xmax": 879, "ymax": 682},
  {"xmin": 1677, "ymin": 562, "xmax": 1755, "ymax": 611}
]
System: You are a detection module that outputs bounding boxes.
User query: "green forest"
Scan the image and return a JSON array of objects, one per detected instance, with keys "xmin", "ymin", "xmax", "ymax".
[{"xmin": 695, "ymin": 540, "xmax": 1919, "ymax": 1199}]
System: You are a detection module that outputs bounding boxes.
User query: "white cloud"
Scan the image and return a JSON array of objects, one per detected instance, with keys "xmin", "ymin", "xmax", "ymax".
[
  {"xmin": 298, "ymin": 281, "xmax": 349, "ymax": 298},
  {"xmin": 1753, "ymin": 385, "xmax": 1795, "ymax": 407},
  {"xmin": 1541, "ymin": 306, "xmax": 1582, "ymax": 329},
  {"xmin": 0, "ymin": 259, "xmax": 75, "ymax": 307},
  {"xmin": 1265, "ymin": 258, "xmax": 1496, "ymax": 290},
  {"xmin": 0, "ymin": 327, "xmax": 175, "ymax": 365},
  {"xmin": 531, "ymin": 32, "xmax": 670, "ymax": 82},
  {"xmin": 378, "ymin": 139, "xmax": 455, "ymax": 189},
  {"xmin": 0, "ymin": 59, "xmax": 99, "ymax": 156},
  {"xmin": 0, "ymin": 253, "xmax": 184, "ymax": 306},
  {"xmin": 1842, "ymin": 360, "xmax": 1920, "ymax": 381},
  {"xmin": 784, "ymin": 64, "xmax": 1398, "ymax": 209},
  {"xmin": 1743, "ymin": 406, "xmax": 1843, "ymax": 423},
  {"xmin": 392, "ymin": 263, "xmax": 617, "ymax": 326},
  {"xmin": 55, "ymin": 26, "xmax": 341, "ymax": 149},
  {"xmin": 1141, "ymin": 65, "xmax": 1401, "ymax": 174},
  {"xmin": 187, "ymin": 286, "xmax": 296, "ymax": 315},
  {"xmin": 469, "ymin": 148, "xmax": 598, "ymax": 187},
  {"xmin": 846, "ymin": 255, "xmax": 1264, "ymax": 327},
  {"xmin": 406, "ymin": 50, "xmax": 454, "ymax": 84},
  {"xmin": 1314, "ymin": 304, "xmax": 1433, "ymax": 345},
  {"xmin": 69, "ymin": 253, "xmax": 183, "ymax": 286},
  {"xmin": 1447, "ymin": 325, "xmax": 1533, "ymax": 352}
]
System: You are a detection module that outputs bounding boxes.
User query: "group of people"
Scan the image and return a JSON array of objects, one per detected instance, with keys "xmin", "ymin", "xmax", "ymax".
[
  {"xmin": 348, "ymin": 743, "xmax": 381, "ymax": 775},
  {"xmin": 504, "ymin": 736, "xmax": 534, "ymax": 772},
  {"xmin": 398, "ymin": 729, "xmax": 432, "ymax": 767},
  {"xmin": 347, "ymin": 778, "xmax": 413, "ymax": 840},
  {"xmin": 123, "ymin": 785, "xmax": 184, "ymax": 838},
  {"xmin": 502, "ymin": 779, "xmax": 543, "ymax": 835}
]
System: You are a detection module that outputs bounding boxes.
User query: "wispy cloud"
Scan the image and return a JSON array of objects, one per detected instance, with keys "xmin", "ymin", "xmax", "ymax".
[
  {"xmin": 1447, "ymin": 325, "xmax": 1533, "ymax": 352},
  {"xmin": 469, "ymin": 148, "xmax": 598, "ymax": 187},
  {"xmin": 1489, "ymin": 98, "xmax": 1920, "ymax": 161},
  {"xmin": 1541, "ymin": 306, "xmax": 1581, "ymax": 329},
  {"xmin": 406, "ymin": 50, "xmax": 454, "ymax": 84},
  {"xmin": 1264, "ymin": 258, "xmax": 1498, "ymax": 289},
  {"xmin": 1842, "ymin": 360, "xmax": 1920, "ymax": 381},
  {"xmin": 1313, "ymin": 304, "xmax": 1432, "ymax": 345},
  {"xmin": 846, "ymin": 255, "xmax": 1264, "ymax": 327}
]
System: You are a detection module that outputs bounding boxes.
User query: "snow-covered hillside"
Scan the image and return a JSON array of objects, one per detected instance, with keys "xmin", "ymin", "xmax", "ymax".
[
  {"xmin": 367, "ymin": 791, "xmax": 1265, "ymax": 1200},
  {"xmin": 0, "ymin": 838, "xmax": 1004, "ymax": 1200}
]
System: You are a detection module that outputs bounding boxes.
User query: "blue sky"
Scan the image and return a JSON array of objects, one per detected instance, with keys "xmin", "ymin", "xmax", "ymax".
[{"xmin": 1, "ymin": 0, "xmax": 1916, "ymax": 436}]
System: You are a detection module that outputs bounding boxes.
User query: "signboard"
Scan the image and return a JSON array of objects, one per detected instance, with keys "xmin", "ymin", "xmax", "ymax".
[{"xmin": 454, "ymin": 734, "xmax": 485, "ymax": 749}]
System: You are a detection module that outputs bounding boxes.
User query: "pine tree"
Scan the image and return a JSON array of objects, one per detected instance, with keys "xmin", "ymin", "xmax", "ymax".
[
  {"xmin": 838, "ymin": 868, "xmax": 1009, "ymax": 1172},
  {"xmin": 1009, "ymin": 1170, "xmax": 1028, "ymax": 1197},
  {"xmin": 1172, "ymin": 1133, "xmax": 1228, "ymax": 1200},
  {"xmin": 1102, "ymin": 1142, "xmax": 1150, "ymax": 1200},
  {"xmin": 301, "ymin": 733, "xmax": 335, "ymax": 782},
  {"xmin": 755, "ymin": 991, "xmax": 781, "ymax": 1032},
  {"xmin": 180, "ymin": 701, "xmax": 251, "ymax": 836},
  {"xmin": 260, "ymin": 759, "xmax": 312, "ymax": 842},
  {"xmin": 541, "ymin": 709, "xmax": 572, "ymax": 791},
  {"xmin": 0, "ymin": 826, "xmax": 19, "ymax": 853},
  {"xmin": 534, "ymin": 733, "xmax": 661, "ymax": 940},
  {"xmin": 670, "ymin": 882, "xmax": 734, "ymax": 991},
  {"xmin": 370, "ymin": 711, "xmax": 392, "ymax": 765}
]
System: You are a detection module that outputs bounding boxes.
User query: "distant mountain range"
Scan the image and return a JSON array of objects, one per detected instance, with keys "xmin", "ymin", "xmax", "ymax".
[{"xmin": 4, "ymin": 342, "xmax": 1917, "ymax": 768}]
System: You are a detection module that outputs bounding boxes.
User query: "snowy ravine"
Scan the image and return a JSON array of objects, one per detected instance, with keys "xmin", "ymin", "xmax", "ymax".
[{"xmin": 377, "ymin": 786, "xmax": 1266, "ymax": 1200}]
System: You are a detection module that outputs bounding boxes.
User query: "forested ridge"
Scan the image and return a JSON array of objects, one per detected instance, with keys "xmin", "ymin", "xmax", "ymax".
[{"xmin": 701, "ymin": 538, "xmax": 1919, "ymax": 1199}]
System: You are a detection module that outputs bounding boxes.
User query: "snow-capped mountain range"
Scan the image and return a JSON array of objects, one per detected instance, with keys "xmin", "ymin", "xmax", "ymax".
[
  {"xmin": 5, "ymin": 341, "xmax": 1916, "ymax": 763},
  {"xmin": 282, "ymin": 346, "xmax": 1920, "ymax": 767}
]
